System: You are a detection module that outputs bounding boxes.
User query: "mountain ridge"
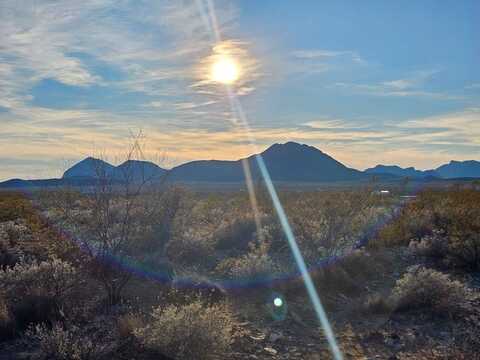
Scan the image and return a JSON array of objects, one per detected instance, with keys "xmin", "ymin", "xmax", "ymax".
[
  {"xmin": 365, "ymin": 160, "xmax": 480, "ymax": 179},
  {"xmin": 1, "ymin": 142, "xmax": 479, "ymax": 188}
]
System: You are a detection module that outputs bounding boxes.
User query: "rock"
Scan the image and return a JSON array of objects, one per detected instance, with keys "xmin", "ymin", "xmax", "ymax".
[
  {"xmin": 268, "ymin": 331, "xmax": 283, "ymax": 343},
  {"xmin": 264, "ymin": 347, "xmax": 278, "ymax": 355},
  {"xmin": 406, "ymin": 264, "xmax": 421, "ymax": 274},
  {"xmin": 250, "ymin": 334, "xmax": 266, "ymax": 341}
]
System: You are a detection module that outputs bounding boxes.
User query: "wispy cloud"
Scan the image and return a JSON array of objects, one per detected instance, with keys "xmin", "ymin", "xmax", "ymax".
[
  {"xmin": 332, "ymin": 69, "xmax": 464, "ymax": 100},
  {"xmin": 281, "ymin": 48, "xmax": 368, "ymax": 77},
  {"xmin": 292, "ymin": 49, "xmax": 365, "ymax": 64},
  {"xmin": 2, "ymin": 106, "xmax": 478, "ymax": 180},
  {"xmin": 0, "ymin": 1, "xmax": 255, "ymax": 123}
]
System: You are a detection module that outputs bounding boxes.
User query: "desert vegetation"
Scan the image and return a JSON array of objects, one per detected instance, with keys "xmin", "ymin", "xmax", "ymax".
[{"xmin": 0, "ymin": 181, "xmax": 479, "ymax": 359}]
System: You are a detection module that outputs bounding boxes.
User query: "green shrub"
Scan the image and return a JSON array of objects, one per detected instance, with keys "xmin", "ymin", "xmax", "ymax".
[
  {"xmin": 134, "ymin": 301, "xmax": 236, "ymax": 360},
  {"xmin": 391, "ymin": 267, "xmax": 469, "ymax": 316}
]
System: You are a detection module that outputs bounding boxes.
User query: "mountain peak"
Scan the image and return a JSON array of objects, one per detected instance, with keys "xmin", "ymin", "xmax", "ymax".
[
  {"xmin": 263, "ymin": 141, "xmax": 322, "ymax": 154},
  {"xmin": 63, "ymin": 157, "xmax": 114, "ymax": 178}
]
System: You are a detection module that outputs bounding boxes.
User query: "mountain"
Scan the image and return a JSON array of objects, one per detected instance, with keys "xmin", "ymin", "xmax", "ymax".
[
  {"xmin": 2, "ymin": 142, "xmax": 479, "ymax": 189},
  {"xmin": 170, "ymin": 142, "xmax": 365, "ymax": 182},
  {"xmin": 62, "ymin": 158, "xmax": 166, "ymax": 182},
  {"xmin": 434, "ymin": 160, "xmax": 480, "ymax": 179},
  {"xmin": 113, "ymin": 160, "xmax": 166, "ymax": 182},
  {"xmin": 365, "ymin": 165, "xmax": 427, "ymax": 178},
  {"xmin": 63, "ymin": 157, "xmax": 115, "ymax": 179},
  {"xmin": 365, "ymin": 160, "xmax": 480, "ymax": 179}
]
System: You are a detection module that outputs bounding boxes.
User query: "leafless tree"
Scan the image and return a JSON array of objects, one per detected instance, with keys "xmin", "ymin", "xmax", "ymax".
[{"xmin": 78, "ymin": 138, "xmax": 174, "ymax": 306}]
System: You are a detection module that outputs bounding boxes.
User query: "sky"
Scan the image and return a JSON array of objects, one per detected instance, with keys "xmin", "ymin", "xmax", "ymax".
[{"xmin": 0, "ymin": 0, "xmax": 479, "ymax": 181}]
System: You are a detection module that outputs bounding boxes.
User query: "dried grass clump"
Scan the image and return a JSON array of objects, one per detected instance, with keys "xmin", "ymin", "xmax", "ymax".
[
  {"xmin": 134, "ymin": 301, "xmax": 236, "ymax": 360},
  {"xmin": 391, "ymin": 267, "xmax": 469, "ymax": 316},
  {"xmin": 27, "ymin": 323, "xmax": 106, "ymax": 360}
]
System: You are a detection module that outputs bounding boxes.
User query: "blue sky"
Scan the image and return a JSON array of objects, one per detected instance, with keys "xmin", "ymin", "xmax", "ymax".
[{"xmin": 0, "ymin": 0, "xmax": 479, "ymax": 180}]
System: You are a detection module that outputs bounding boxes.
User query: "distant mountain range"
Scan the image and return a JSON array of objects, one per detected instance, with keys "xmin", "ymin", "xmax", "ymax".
[
  {"xmin": 365, "ymin": 160, "xmax": 480, "ymax": 179},
  {"xmin": 1, "ymin": 142, "xmax": 479, "ymax": 188}
]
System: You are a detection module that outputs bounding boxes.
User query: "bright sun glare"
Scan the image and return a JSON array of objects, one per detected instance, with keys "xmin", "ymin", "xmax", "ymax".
[{"xmin": 211, "ymin": 56, "xmax": 239, "ymax": 84}]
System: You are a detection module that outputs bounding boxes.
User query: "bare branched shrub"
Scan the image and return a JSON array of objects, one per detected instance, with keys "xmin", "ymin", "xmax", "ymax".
[
  {"xmin": 73, "ymin": 139, "xmax": 171, "ymax": 305},
  {"xmin": 391, "ymin": 267, "xmax": 469, "ymax": 316},
  {"xmin": 27, "ymin": 323, "xmax": 106, "ymax": 360},
  {"xmin": 134, "ymin": 301, "xmax": 236, "ymax": 360},
  {"xmin": 283, "ymin": 190, "xmax": 384, "ymax": 260}
]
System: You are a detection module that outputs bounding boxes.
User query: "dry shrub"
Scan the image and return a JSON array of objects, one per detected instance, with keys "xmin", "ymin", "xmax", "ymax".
[
  {"xmin": 0, "ymin": 257, "xmax": 77, "ymax": 301},
  {"xmin": 171, "ymin": 276, "xmax": 227, "ymax": 306},
  {"xmin": 214, "ymin": 216, "xmax": 257, "ymax": 254},
  {"xmin": 337, "ymin": 249, "xmax": 383, "ymax": 280},
  {"xmin": 308, "ymin": 250, "xmax": 384, "ymax": 299},
  {"xmin": 134, "ymin": 301, "xmax": 236, "ymax": 360},
  {"xmin": 0, "ymin": 258, "xmax": 78, "ymax": 332},
  {"xmin": 27, "ymin": 323, "xmax": 106, "ymax": 360},
  {"xmin": 0, "ymin": 294, "xmax": 14, "ymax": 339},
  {"xmin": 285, "ymin": 190, "xmax": 381, "ymax": 259},
  {"xmin": 117, "ymin": 313, "xmax": 145, "ymax": 340},
  {"xmin": 391, "ymin": 267, "xmax": 469, "ymax": 316},
  {"xmin": 166, "ymin": 231, "xmax": 215, "ymax": 267},
  {"xmin": 0, "ymin": 241, "xmax": 21, "ymax": 270},
  {"xmin": 0, "ymin": 192, "xmax": 35, "ymax": 223},
  {"xmin": 215, "ymin": 242, "xmax": 277, "ymax": 282},
  {"xmin": 449, "ymin": 232, "xmax": 480, "ymax": 270},
  {"xmin": 409, "ymin": 229, "xmax": 449, "ymax": 259},
  {"xmin": 314, "ymin": 265, "xmax": 361, "ymax": 296},
  {"xmin": 373, "ymin": 188, "xmax": 480, "ymax": 271},
  {"xmin": 361, "ymin": 294, "xmax": 393, "ymax": 314}
]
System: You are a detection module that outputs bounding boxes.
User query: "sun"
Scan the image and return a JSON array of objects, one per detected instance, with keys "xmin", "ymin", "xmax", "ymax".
[{"xmin": 211, "ymin": 56, "xmax": 240, "ymax": 84}]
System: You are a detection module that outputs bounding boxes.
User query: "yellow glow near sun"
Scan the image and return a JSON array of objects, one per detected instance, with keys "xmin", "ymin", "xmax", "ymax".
[{"xmin": 211, "ymin": 56, "xmax": 239, "ymax": 84}]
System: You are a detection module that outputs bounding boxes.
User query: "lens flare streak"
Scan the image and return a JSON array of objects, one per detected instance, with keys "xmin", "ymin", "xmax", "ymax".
[{"xmin": 194, "ymin": 2, "xmax": 344, "ymax": 359}]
